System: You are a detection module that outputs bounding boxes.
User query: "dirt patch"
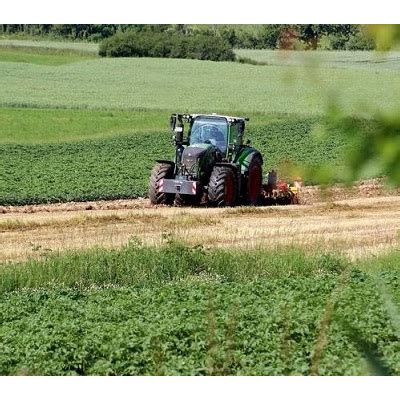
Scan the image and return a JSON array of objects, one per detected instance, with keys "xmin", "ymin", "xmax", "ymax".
[
  {"xmin": 1, "ymin": 179, "xmax": 398, "ymax": 215},
  {"xmin": 0, "ymin": 198, "xmax": 152, "ymax": 214},
  {"xmin": 298, "ymin": 178, "xmax": 400, "ymax": 205}
]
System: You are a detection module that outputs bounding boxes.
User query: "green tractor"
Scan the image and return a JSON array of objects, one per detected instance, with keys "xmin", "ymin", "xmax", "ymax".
[{"xmin": 149, "ymin": 113, "xmax": 263, "ymax": 207}]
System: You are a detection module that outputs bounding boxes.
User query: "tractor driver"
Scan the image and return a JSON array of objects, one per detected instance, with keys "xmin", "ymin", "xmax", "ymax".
[{"xmin": 191, "ymin": 124, "xmax": 227, "ymax": 153}]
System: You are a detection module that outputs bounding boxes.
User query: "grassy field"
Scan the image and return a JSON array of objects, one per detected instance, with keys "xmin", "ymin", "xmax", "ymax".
[
  {"xmin": 0, "ymin": 108, "xmax": 167, "ymax": 144},
  {"xmin": 0, "ymin": 39, "xmax": 99, "ymax": 53},
  {"xmin": 0, "ymin": 46, "xmax": 96, "ymax": 66},
  {"xmin": 235, "ymin": 49, "xmax": 400, "ymax": 70},
  {"xmin": 0, "ymin": 40, "xmax": 98, "ymax": 66},
  {"xmin": 1, "ymin": 51, "xmax": 399, "ymax": 115},
  {"xmin": 0, "ymin": 243, "xmax": 399, "ymax": 375}
]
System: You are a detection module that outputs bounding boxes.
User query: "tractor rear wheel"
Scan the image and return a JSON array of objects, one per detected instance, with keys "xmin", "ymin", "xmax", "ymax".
[
  {"xmin": 246, "ymin": 157, "xmax": 263, "ymax": 205},
  {"xmin": 208, "ymin": 166, "xmax": 237, "ymax": 207},
  {"xmin": 149, "ymin": 162, "xmax": 174, "ymax": 205}
]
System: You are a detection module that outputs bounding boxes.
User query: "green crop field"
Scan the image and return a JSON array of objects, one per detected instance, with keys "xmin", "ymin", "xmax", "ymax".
[
  {"xmin": 0, "ymin": 54, "xmax": 399, "ymax": 114},
  {"xmin": 1, "ymin": 116, "xmax": 356, "ymax": 205},
  {"xmin": 1, "ymin": 243, "xmax": 399, "ymax": 375},
  {"xmin": 0, "ymin": 40, "xmax": 393, "ymax": 205}
]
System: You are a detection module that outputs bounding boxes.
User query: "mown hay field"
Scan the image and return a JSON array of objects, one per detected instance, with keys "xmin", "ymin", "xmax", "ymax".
[{"xmin": 235, "ymin": 49, "xmax": 400, "ymax": 70}]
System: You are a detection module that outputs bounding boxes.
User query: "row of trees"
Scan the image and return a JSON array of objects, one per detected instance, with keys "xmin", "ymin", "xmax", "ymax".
[
  {"xmin": 1, "ymin": 24, "xmax": 376, "ymax": 50},
  {"xmin": 99, "ymin": 31, "xmax": 236, "ymax": 61}
]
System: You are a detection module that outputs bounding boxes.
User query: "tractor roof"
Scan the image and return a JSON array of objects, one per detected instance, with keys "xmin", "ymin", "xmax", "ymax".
[{"xmin": 173, "ymin": 113, "xmax": 249, "ymax": 123}]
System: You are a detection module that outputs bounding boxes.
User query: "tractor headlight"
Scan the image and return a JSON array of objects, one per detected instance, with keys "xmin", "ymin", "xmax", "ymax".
[{"xmin": 182, "ymin": 155, "xmax": 198, "ymax": 171}]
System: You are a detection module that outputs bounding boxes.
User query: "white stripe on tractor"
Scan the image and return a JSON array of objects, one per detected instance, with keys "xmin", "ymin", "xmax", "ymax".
[
  {"xmin": 159, "ymin": 179, "xmax": 164, "ymax": 193},
  {"xmin": 192, "ymin": 182, "xmax": 197, "ymax": 195}
]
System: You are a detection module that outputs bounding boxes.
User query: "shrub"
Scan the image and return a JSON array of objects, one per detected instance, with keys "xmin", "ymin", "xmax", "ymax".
[
  {"xmin": 317, "ymin": 35, "xmax": 334, "ymax": 50},
  {"xmin": 345, "ymin": 31, "xmax": 375, "ymax": 50},
  {"xmin": 99, "ymin": 31, "xmax": 236, "ymax": 62},
  {"xmin": 324, "ymin": 34, "xmax": 348, "ymax": 50}
]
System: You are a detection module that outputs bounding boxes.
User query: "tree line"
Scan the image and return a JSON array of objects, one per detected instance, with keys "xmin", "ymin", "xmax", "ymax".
[
  {"xmin": 1, "ymin": 24, "xmax": 375, "ymax": 50},
  {"xmin": 98, "ymin": 31, "xmax": 236, "ymax": 61}
]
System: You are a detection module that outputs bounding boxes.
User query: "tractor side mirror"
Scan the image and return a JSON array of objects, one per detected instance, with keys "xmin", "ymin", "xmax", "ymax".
[
  {"xmin": 170, "ymin": 115, "xmax": 177, "ymax": 131},
  {"xmin": 174, "ymin": 126, "xmax": 184, "ymax": 143}
]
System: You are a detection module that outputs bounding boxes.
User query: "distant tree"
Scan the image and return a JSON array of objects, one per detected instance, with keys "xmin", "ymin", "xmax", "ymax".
[
  {"xmin": 259, "ymin": 25, "xmax": 282, "ymax": 49},
  {"xmin": 219, "ymin": 26, "xmax": 237, "ymax": 47}
]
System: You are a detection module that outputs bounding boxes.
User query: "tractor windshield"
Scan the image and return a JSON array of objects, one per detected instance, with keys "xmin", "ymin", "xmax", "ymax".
[{"xmin": 189, "ymin": 117, "xmax": 228, "ymax": 153}]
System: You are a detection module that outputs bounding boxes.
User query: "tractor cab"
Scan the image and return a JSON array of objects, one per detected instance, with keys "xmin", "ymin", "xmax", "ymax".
[
  {"xmin": 189, "ymin": 116, "xmax": 228, "ymax": 153},
  {"xmin": 170, "ymin": 113, "xmax": 246, "ymax": 159}
]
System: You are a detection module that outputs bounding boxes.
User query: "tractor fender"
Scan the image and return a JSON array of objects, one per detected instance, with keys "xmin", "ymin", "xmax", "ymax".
[
  {"xmin": 214, "ymin": 162, "xmax": 239, "ymax": 173},
  {"xmin": 155, "ymin": 160, "xmax": 175, "ymax": 167},
  {"xmin": 235, "ymin": 147, "xmax": 263, "ymax": 176}
]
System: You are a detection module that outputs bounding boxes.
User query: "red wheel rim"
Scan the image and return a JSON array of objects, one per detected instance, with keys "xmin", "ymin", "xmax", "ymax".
[{"xmin": 248, "ymin": 165, "xmax": 262, "ymax": 203}]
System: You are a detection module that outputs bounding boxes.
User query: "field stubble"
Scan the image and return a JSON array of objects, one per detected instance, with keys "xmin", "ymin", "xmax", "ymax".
[{"xmin": 1, "ymin": 193, "xmax": 399, "ymax": 263}]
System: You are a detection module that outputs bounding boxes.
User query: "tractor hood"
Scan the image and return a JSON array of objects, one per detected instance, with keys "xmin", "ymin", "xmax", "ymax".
[
  {"xmin": 182, "ymin": 145, "xmax": 209, "ymax": 160},
  {"xmin": 181, "ymin": 145, "xmax": 209, "ymax": 170},
  {"xmin": 181, "ymin": 143, "xmax": 218, "ymax": 174}
]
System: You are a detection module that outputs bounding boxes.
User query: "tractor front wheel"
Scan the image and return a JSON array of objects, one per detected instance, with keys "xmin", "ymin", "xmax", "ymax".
[
  {"xmin": 208, "ymin": 166, "xmax": 237, "ymax": 207},
  {"xmin": 149, "ymin": 162, "xmax": 174, "ymax": 205}
]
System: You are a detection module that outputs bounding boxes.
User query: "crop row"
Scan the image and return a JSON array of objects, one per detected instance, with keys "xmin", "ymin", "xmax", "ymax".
[{"xmin": 0, "ymin": 117, "xmax": 351, "ymax": 205}]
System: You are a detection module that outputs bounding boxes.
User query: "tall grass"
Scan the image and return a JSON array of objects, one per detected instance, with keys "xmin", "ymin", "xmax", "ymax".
[
  {"xmin": 2, "ymin": 233, "xmax": 395, "ymax": 292},
  {"xmin": 0, "ymin": 241, "xmax": 348, "ymax": 294}
]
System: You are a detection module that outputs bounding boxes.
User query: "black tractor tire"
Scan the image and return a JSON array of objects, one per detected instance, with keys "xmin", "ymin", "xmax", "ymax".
[
  {"xmin": 174, "ymin": 193, "xmax": 201, "ymax": 207},
  {"xmin": 208, "ymin": 166, "xmax": 237, "ymax": 207},
  {"xmin": 149, "ymin": 162, "xmax": 174, "ymax": 205},
  {"xmin": 246, "ymin": 157, "xmax": 263, "ymax": 205}
]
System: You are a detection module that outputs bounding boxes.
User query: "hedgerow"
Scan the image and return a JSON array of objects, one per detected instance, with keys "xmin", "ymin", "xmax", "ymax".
[{"xmin": 99, "ymin": 31, "xmax": 236, "ymax": 62}]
